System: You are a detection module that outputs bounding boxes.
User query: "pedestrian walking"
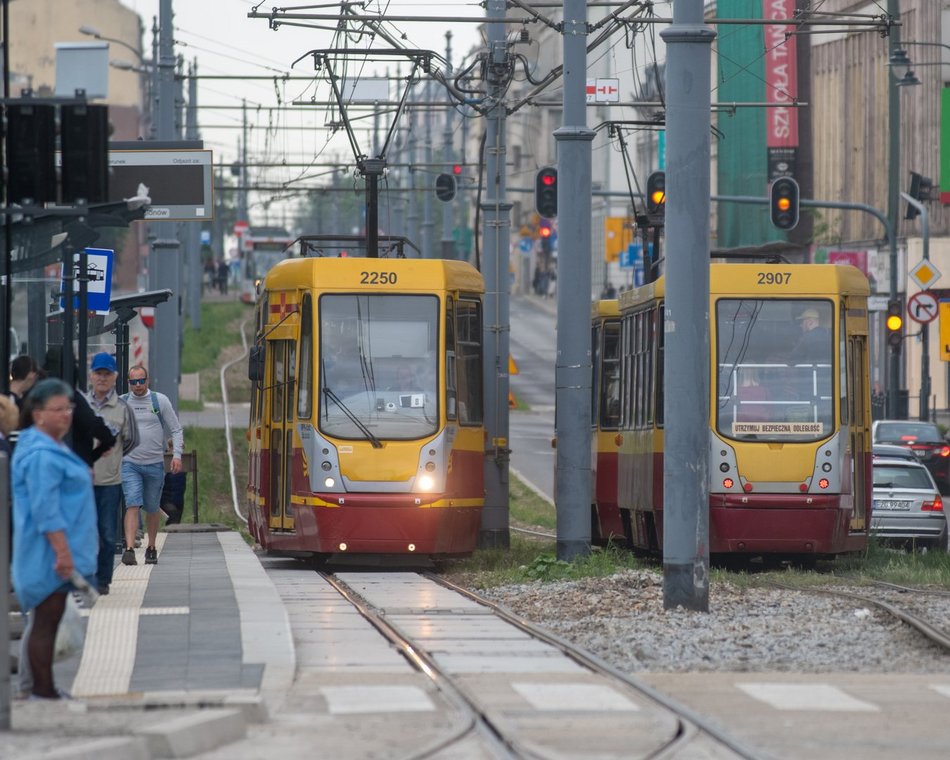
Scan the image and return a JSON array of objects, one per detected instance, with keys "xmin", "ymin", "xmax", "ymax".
[
  {"xmin": 85, "ymin": 352, "xmax": 139, "ymax": 595},
  {"xmin": 9, "ymin": 354, "xmax": 39, "ymax": 410},
  {"xmin": 11, "ymin": 378, "xmax": 97, "ymax": 700},
  {"xmin": 120, "ymin": 365, "xmax": 184, "ymax": 566}
]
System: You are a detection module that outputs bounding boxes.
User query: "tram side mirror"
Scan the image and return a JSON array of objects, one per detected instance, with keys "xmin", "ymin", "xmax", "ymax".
[{"xmin": 248, "ymin": 345, "xmax": 264, "ymax": 382}]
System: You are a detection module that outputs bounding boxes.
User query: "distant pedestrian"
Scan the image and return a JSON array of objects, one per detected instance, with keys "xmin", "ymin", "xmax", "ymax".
[
  {"xmin": 85, "ymin": 352, "xmax": 139, "ymax": 595},
  {"xmin": 12, "ymin": 378, "xmax": 97, "ymax": 700},
  {"xmin": 120, "ymin": 365, "xmax": 184, "ymax": 566},
  {"xmin": 9, "ymin": 354, "xmax": 39, "ymax": 410},
  {"xmin": 203, "ymin": 258, "xmax": 216, "ymax": 294},
  {"xmin": 216, "ymin": 259, "xmax": 230, "ymax": 295}
]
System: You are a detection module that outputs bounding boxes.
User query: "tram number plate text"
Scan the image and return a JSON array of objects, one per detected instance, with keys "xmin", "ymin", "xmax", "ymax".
[
  {"xmin": 872, "ymin": 499, "xmax": 911, "ymax": 511},
  {"xmin": 360, "ymin": 271, "xmax": 398, "ymax": 285},
  {"xmin": 756, "ymin": 272, "xmax": 792, "ymax": 285}
]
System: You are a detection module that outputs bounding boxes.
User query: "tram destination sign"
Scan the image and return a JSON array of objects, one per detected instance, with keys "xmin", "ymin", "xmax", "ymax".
[{"xmin": 108, "ymin": 142, "xmax": 213, "ymax": 221}]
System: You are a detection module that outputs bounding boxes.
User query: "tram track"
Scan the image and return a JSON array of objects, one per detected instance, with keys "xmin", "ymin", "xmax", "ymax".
[
  {"xmin": 323, "ymin": 570, "xmax": 764, "ymax": 760},
  {"xmin": 771, "ymin": 581, "xmax": 950, "ymax": 652}
]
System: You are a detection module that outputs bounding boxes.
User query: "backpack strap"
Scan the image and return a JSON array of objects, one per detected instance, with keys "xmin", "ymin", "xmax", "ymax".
[{"xmin": 150, "ymin": 391, "xmax": 167, "ymax": 433}]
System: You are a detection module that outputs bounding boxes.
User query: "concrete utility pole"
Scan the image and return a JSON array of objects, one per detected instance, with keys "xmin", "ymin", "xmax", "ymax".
[
  {"xmin": 886, "ymin": 0, "xmax": 902, "ymax": 419},
  {"xmin": 441, "ymin": 32, "xmax": 456, "ymax": 259},
  {"xmin": 479, "ymin": 0, "xmax": 512, "ymax": 549},
  {"xmin": 554, "ymin": 0, "xmax": 594, "ymax": 561},
  {"xmin": 148, "ymin": 0, "xmax": 181, "ymax": 405},
  {"xmin": 186, "ymin": 59, "xmax": 201, "ymax": 331},
  {"xmin": 659, "ymin": 0, "xmax": 715, "ymax": 611},
  {"xmin": 422, "ymin": 79, "xmax": 434, "ymax": 258}
]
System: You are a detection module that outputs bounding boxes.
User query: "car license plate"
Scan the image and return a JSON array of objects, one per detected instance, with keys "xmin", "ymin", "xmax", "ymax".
[{"xmin": 873, "ymin": 499, "xmax": 912, "ymax": 511}]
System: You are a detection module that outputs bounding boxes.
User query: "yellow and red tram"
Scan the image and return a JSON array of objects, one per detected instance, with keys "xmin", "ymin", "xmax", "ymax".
[
  {"xmin": 246, "ymin": 256, "xmax": 485, "ymax": 558},
  {"xmin": 590, "ymin": 299, "xmax": 624, "ymax": 545},
  {"xmin": 615, "ymin": 263, "xmax": 871, "ymax": 560}
]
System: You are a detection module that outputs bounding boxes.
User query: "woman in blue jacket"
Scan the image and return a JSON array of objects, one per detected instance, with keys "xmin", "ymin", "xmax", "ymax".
[{"xmin": 12, "ymin": 378, "xmax": 98, "ymax": 700}]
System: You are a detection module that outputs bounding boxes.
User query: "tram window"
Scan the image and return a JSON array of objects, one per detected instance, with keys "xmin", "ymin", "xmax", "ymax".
[
  {"xmin": 839, "ymin": 303, "xmax": 848, "ymax": 425},
  {"xmin": 297, "ymin": 296, "xmax": 313, "ymax": 419},
  {"xmin": 591, "ymin": 324, "xmax": 601, "ymax": 426},
  {"xmin": 319, "ymin": 294, "xmax": 440, "ymax": 440},
  {"xmin": 456, "ymin": 298, "xmax": 483, "ymax": 425},
  {"xmin": 445, "ymin": 298, "xmax": 457, "ymax": 421},
  {"xmin": 287, "ymin": 343, "xmax": 296, "ymax": 420},
  {"xmin": 654, "ymin": 306, "xmax": 664, "ymax": 427},
  {"xmin": 600, "ymin": 322, "xmax": 621, "ymax": 430},
  {"xmin": 272, "ymin": 343, "xmax": 285, "ymax": 423},
  {"xmin": 715, "ymin": 299, "xmax": 833, "ymax": 442}
]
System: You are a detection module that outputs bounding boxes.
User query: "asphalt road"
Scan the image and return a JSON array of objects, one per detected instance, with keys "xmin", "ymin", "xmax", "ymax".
[{"xmin": 508, "ymin": 295, "xmax": 557, "ymax": 503}]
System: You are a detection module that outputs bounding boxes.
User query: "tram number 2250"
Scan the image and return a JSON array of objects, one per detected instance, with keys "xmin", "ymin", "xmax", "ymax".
[{"xmin": 360, "ymin": 271, "xmax": 398, "ymax": 285}]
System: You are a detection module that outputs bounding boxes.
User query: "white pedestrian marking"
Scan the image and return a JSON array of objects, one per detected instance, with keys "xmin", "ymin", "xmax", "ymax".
[
  {"xmin": 930, "ymin": 685, "xmax": 950, "ymax": 699},
  {"xmin": 737, "ymin": 682, "xmax": 878, "ymax": 712},
  {"xmin": 512, "ymin": 682, "xmax": 639, "ymax": 711},
  {"xmin": 321, "ymin": 685, "xmax": 435, "ymax": 714},
  {"xmin": 71, "ymin": 534, "xmax": 166, "ymax": 696}
]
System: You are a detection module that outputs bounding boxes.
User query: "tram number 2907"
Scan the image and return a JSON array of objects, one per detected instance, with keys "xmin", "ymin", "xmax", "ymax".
[
  {"xmin": 756, "ymin": 271, "xmax": 792, "ymax": 285},
  {"xmin": 360, "ymin": 271, "xmax": 398, "ymax": 285}
]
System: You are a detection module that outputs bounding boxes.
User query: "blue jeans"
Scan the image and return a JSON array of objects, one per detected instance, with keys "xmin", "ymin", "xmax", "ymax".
[{"xmin": 94, "ymin": 484, "xmax": 123, "ymax": 587}]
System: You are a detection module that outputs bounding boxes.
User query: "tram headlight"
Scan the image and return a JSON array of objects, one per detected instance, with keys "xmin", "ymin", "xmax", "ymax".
[
  {"xmin": 821, "ymin": 462, "xmax": 832, "ymax": 473},
  {"xmin": 324, "ymin": 477, "xmax": 335, "ymax": 488},
  {"xmin": 424, "ymin": 461, "xmax": 436, "ymax": 472},
  {"xmin": 723, "ymin": 478, "xmax": 734, "ymax": 489},
  {"xmin": 418, "ymin": 474, "xmax": 435, "ymax": 491},
  {"xmin": 322, "ymin": 461, "xmax": 332, "ymax": 471},
  {"xmin": 818, "ymin": 478, "xmax": 830, "ymax": 489}
]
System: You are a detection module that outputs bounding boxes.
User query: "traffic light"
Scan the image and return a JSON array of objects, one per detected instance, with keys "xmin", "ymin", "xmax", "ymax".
[
  {"xmin": 539, "ymin": 219, "xmax": 553, "ymax": 254},
  {"xmin": 646, "ymin": 171, "xmax": 666, "ymax": 223},
  {"xmin": 886, "ymin": 298, "xmax": 904, "ymax": 353},
  {"xmin": 535, "ymin": 167, "xmax": 558, "ymax": 217},
  {"xmin": 906, "ymin": 171, "xmax": 934, "ymax": 220},
  {"xmin": 769, "ymin": 176, "xmax": 800, "ymax": 230},
  {"xmin": 435, "ymin": 172, "xmax": 457, "ymax": 202}
]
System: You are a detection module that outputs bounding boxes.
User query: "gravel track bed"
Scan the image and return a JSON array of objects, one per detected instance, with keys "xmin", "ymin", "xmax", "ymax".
[{"xmin": 477, "ymin": 570, "xmax": 950, "ymax": 673}]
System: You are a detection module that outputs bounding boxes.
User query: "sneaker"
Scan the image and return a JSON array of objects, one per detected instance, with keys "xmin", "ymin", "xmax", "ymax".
[
  {"xmin": 144, "ymin": 546, "xmax": 158, "ymax": 565},
  {"xmin": 121, "ymin": 549, "xmax": 137, "ymax": 566},
  {"xmin": 97, "ymin": 585, "xmax": 110, "ymax": 596}
]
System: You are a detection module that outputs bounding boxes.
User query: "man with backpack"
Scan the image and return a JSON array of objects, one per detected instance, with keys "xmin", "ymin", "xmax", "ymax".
[
  {"xmin": 120, "ymin": 365, "xmax": 184, "ymax": 566},
  {"xmin": 86, "ymin": 353, "xmax": 139, "ymax": 593}
]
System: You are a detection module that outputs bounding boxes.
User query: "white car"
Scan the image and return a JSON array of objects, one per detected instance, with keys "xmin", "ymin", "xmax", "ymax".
[{"xmin": 871, "ymin": 458, "xmax": 949, "ymax": 551}]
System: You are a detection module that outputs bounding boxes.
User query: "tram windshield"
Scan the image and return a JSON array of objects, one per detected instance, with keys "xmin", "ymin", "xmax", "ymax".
[
  {"xmin": 716, "ymin": 298, "xmax": 834, "ymax": 443},
  {"xmin": 319, "ymin": 294, "xmax": 439, "ymax": 440}
]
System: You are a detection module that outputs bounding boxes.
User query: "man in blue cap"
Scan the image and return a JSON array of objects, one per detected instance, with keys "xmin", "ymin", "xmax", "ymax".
[{"xmin": 86, "ymin": 352, "xmax": 139, "ymax": 594}]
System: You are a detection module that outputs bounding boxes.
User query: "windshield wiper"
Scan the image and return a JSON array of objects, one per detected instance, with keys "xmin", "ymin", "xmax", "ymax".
[{"xmin": 323, "ymin": 386, "xmax": 383, "ymax": 448}]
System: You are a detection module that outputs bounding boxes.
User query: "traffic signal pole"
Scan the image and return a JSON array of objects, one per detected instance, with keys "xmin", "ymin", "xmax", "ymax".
[{"xmin": 902, "ymin": 192, "xmax": 931, "ymax": 420}]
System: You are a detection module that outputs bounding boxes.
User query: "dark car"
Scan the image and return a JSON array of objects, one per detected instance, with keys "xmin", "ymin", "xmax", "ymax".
[
  {"xmin": 872, "ymin": 420, "xmax": 950, "ymax": 494},
  {"xmin": 871, "ymin": 458, "xmax": 948, "ymax": 551}
]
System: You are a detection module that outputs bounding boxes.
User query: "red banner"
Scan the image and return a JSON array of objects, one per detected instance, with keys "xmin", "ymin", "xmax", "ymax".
[{"xmin": 764, "ymin": 0, "xmax": 798, "ymax": 178}]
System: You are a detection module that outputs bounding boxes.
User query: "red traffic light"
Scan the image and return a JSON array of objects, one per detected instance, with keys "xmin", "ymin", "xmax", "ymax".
[
  {"xmin": 539, "ymin": 225, "xmax": 552, "ymax": 238},
  {"xmin": 535, "ymin": 167, "xmax": 558, "ymax": 217},
  {"xmin": 452, "ymin": 164, "xmax": 463, "ymax": 175},
  {"xmin": 541, "ymin": 173, "xmax": 556, "ymax": 186}
]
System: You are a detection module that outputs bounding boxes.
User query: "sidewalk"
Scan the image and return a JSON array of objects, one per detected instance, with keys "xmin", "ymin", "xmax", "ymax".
[{"xmin": 3, "ymin": 528, "xmax": 293, "ymax": 759}]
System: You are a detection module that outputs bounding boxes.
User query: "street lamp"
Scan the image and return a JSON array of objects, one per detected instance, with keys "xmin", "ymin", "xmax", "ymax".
[{"xmin": 889, "ymin": 49, "xmax": 922, "ymax": 87}]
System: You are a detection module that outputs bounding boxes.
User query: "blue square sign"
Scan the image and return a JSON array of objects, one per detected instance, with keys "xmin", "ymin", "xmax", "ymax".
[{"xmin": 61, "ymin": 248, "xmax": 114, "ymax": 313}]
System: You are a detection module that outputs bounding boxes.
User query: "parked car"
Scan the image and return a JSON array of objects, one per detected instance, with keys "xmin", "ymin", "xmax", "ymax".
[
  {"xmin": 871, "ymin": 457, "xmax": 948, "ymax": 551},
  {"xmin": 871, "ymin": 420, "xmax": 950, "ymax": 494}
]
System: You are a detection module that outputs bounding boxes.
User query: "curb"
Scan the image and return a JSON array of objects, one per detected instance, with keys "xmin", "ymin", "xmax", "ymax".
[
  {"xmin": 41, "ymin": 737, "xmax": 149, "ymax": 760},
  {"xmin": 136, "ymin": 708, "xmax": 246, "ymax": 758}
]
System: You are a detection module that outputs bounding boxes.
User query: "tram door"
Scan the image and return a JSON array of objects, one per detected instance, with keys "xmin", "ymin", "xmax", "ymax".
[
  {"xmin": 269, "ymin": 339, "xmax": 297, "ymax": 530},
  {"xmin": 847, "ymin": 334, "xmax": 869, "ymax": 530}
]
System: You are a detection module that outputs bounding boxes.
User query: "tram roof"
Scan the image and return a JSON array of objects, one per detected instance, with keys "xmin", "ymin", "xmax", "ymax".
[
  {"xmin": 592, "ymin": 299, "xmax": 619, "ymax": 319},
  {"xmin": 264, "ymin": 256, "xmax": 484, "ymax": 294},
  {"xmin": 618, "ymin": 263, "xmax": 869, "ymax": 311}
]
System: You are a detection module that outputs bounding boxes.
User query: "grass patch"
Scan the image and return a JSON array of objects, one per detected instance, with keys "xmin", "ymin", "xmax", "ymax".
[
  {"xmin": 178, "ymin": 426, "xmax": 250, "ymax": 538},
  {"xmin": 509, "ymin": 474, "xmax": 556, "ymax": 530},
  {"xmin": 439, "ymin": 473, "xmax": 644, "ymax": 588},
  {"xmin": 183, "ymin": 301, "xmax": 254, "ymax": 404}
]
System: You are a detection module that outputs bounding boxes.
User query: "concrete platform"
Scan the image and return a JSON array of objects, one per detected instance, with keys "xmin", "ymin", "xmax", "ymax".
[{"xmin": 4, "ymin": 530, "xmax": 293, "ymax": 759}]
